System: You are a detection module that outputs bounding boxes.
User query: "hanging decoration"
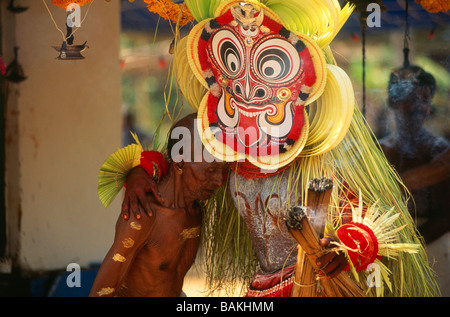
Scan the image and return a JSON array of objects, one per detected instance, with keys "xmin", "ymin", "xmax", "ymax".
[
  {"xmin": 388, "ymin": 1, "xmax": 436, "ymax": 116},
  {"xmin": 402, "ymin": 0, "xmax": 412, "ymax": 68},
  {"xmin": 7, "ymin": 0, "xmax": 28, "ymax": 13},
  {"xmin": 415, "ymin": 0, "xmax": 450, "ymax": 13},
  {"xmin": 388, "ymin": 0, "xmax": 424, "ymax": 94},
  {"xmin": 51, "ymin": 0, "xmax": 93, "ymax": 9},
  {"xmin": 346, "ymin": 0, "xmax": 387, "ymax": 118},
  {"xmin": 98, "ymin": 143, "xmax": 142, "ymax": 208},
  {"xmin": 4, "ymin": 47, "xmax": 27, "ymax": 83},
  {"xmin": 143, "ymin": 0, "xmax": 195, "ymax": 26},
  {"xmin": 51, "ymin": 0, "xmax": 94, "ymax": 45},
  {"xmin": 42, "ymin": 0, "xmax": 99, "ymax": 60},
  {"xmin": 52, "ymin": 41, "xmax": 89, "ymax": 60},
  {"xmin": 98, "ymin": 132, "xmax": 169, "ymax": 208}
]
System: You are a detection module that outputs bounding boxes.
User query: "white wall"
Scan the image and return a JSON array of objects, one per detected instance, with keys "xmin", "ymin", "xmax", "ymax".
[{"xmin": 2, "ymin": 0, "xmax": 122, "ymax": 274}]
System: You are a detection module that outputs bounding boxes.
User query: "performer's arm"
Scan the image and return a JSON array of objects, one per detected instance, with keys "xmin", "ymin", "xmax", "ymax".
[
  {"xmin": 400, "ymin": 148, "xmax": 450, "ymax": 191},
  {"xmin": 121, "ymin": 166, "xmax": 161, "ymax": 220},
  {"xmin": 89, "ymin": 215, "xmax": 153, "ymax": 297},
  {"xmin": 122, "ymin": 151, "xmax": 169, "ymax": 220}
]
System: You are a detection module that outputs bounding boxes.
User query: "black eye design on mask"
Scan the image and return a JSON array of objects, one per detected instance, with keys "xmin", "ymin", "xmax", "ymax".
[
  {"xmin": 210, "ymin": 29, "xmax": 244, "ymax": 79},
  {"xmin": 252, "ymin": 37, "xmax": 302, "ymax": 85},
  {"xmin": 221, "ymin": 41, "xmax": 241, "ymax": 75}
]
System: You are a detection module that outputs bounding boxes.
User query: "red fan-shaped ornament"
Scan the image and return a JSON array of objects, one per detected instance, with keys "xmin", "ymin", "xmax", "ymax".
[{"xmin": 336, "ymin": 222, "xmax": 379, "ymax": 271}]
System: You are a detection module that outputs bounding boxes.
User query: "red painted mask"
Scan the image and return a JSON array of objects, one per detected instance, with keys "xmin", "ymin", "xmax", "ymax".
[{"xmin": 190, "ymin": 3, "xmax": 322, "ymax": 170}]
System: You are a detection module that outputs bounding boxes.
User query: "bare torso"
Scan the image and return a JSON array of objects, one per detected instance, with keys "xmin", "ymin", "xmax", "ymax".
[
  {"xmin": 119, "ymin": 204, "xmax": 202, "ymax": 296},
  {"xmin": 90, "ymin": 201, "xmax": 202, "ymax": 297}
]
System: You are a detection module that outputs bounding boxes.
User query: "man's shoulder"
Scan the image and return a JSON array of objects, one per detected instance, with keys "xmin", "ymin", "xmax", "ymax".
[{"xmin": 430, "ymin": 136, "xmax": 450, "ymax": 155}]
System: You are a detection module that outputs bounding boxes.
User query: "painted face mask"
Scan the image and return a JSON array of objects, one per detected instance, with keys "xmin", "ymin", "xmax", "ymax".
[{"xmin": 188, "ymin": 2, "xmax": 326, "ymax": 170}]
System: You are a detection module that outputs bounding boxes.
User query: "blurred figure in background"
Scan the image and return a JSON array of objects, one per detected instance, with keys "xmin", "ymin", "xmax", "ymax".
[{"xmin": 379, "ymin": 65, "xmax": 449, "ymax": 295}]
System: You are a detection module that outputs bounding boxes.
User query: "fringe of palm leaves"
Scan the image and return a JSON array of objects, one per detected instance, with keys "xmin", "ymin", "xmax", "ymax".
[{"xmin": 198, "ymin": 179, "xmax": 258, "ymax": 296}]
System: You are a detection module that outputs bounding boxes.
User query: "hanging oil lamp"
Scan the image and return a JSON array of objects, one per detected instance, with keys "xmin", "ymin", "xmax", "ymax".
[
  {"xmin": 53, "ymin": 41, "xmax": 89, "ymax": 60},
  {"xmin": 43, "ymin": 0, "xmax": 95, "ymax": 60}
]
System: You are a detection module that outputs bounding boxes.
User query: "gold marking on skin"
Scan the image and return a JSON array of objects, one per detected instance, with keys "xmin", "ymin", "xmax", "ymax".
[
  {"xmin": 122, "ymin": 237, "xmax": 135, "ymax": 248},
  {"xmin": 113, "ymin": 253, "xmax": 126, "ymax": 262},
  {"xmin": 130, "ymin": 222, "xmax": 142, "ymax": 230},
  {"xmin": 97, "ymin": 287, "xmax": 114, "ymax": 296},
  {"xmin": 180, "ymin": 227, "xmax": 201, "ymax": 240}
]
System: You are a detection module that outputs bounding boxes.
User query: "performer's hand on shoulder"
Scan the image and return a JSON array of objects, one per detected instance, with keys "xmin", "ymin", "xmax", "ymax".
[{"xmin": 121, "ymin": 166, "xmax": 163, "ymax": 220}]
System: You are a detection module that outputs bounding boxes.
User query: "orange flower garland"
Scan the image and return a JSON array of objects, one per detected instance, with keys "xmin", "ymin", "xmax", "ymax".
[
  {"xmin": 51, "ymin": 0, "xmax": 93, "ymax": 10},
  {"xmin": 143, "ymin": 0, "xmax": 194, "ymax": 26},
  {"xmin": 415, "ymin": 0, "xmax": 450, "ymax": 13}
]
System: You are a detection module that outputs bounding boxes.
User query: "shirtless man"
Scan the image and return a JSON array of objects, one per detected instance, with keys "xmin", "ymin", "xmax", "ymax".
[
  {"xmin": 89, "ymin": 114, "xmax": 228, "ymax": 297},
  {"xmin": 379, "ymin": 65, "xmax": 450, "ymax": 244},
  {"xmin": 121, "ymin": 146, "xmax": 347, "ymax": 297}
]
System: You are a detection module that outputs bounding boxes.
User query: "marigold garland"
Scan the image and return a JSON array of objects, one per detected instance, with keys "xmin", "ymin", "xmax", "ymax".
[
  {"xmin": 51, "ymin": 0, "xmax": 93, "ymax": 10},
  {"xmin": 415, "ymin": 0, "xmax": 450, "ymax": 13},
  {"xmin": 144, "ymin": 0, "xmax": 194, "ymax": 26}
]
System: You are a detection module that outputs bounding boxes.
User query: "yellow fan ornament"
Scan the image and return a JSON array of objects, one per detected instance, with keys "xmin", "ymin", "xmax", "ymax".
[{"xmin": 97, "ymin": 141, "xmax": 142, "ymax": 208}]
